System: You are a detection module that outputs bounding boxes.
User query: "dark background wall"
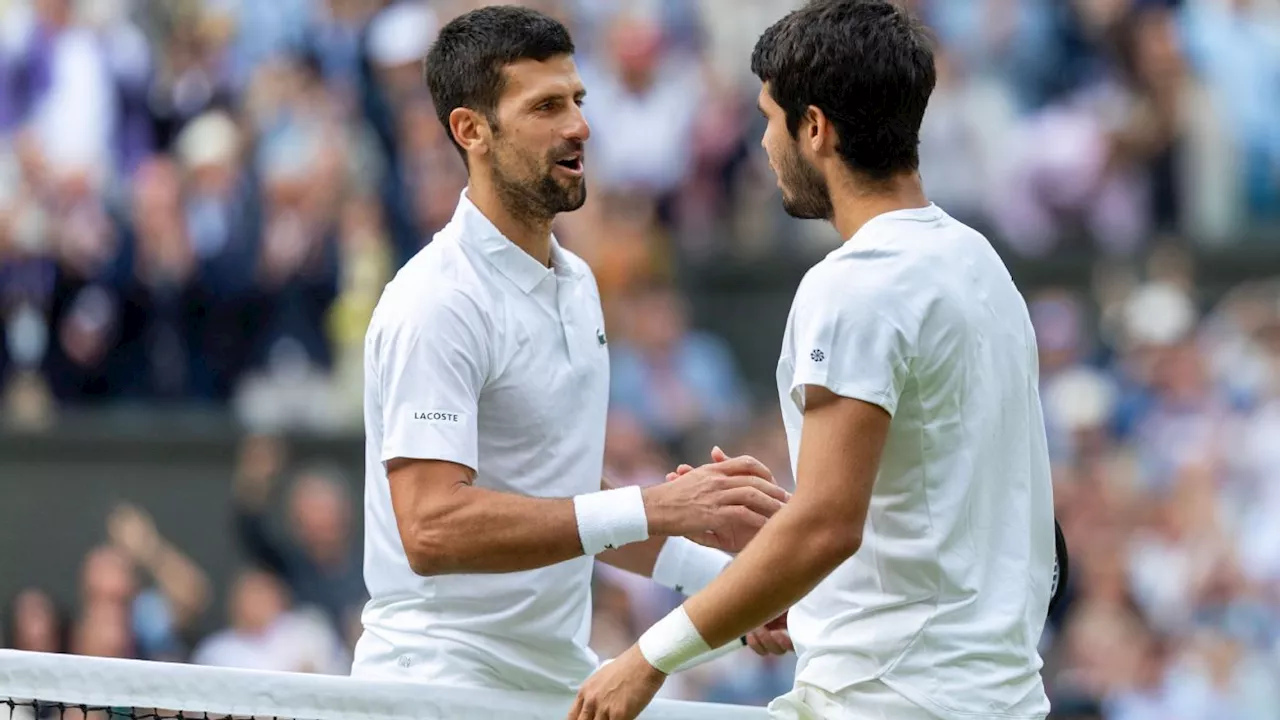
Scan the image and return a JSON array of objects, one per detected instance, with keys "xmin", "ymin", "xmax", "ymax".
[{"xmin": 0, "ymin": 427, "xmax": 364, "ymax": 634}]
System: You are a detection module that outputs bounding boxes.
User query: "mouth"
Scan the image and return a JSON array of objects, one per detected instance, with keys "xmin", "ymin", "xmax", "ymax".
[{"xmin": 553, "ymin": 154, "xmax": 584, "ymax": 177}]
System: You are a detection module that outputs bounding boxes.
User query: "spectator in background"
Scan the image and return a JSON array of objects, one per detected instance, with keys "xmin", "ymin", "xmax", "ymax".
[
  {"xmin": 0, "ymin": 139, "xmax": 57, "ymax": 429},
  {"xmin": 3, "ymin": 588, "xmax": 67, "ymax": 653},
  {"xmin": 556, "ymin": 190, "xmax": 673, "ymax": 301},
  {"xmin": 387, "ymin": 93, "xmax": 466, "ymax": 263},
  {"xmin": 0, "ymin": 0, "xmax": 116, "ymax": 188},
  {"xmin": 69, "ymin": 599, "xmax": 133, "ymax": 660},
  {"xmin": 578, "ymin": 10, "xmax": 703, "ymax": 226},
  {"xmin": 1160, "ymin": 610, "xmax": 1280, "ymax": 719},
  {"xmin": 111, "ymin": 155, "xmax": 212, "ymax": 401},
  {"xmin": 359, "ymin": 0, "xmax": 441, "ymax": 264},
  {"xmin": 608, "ymin": 282, "xmax": 749, "ymax": 455},
  {"xmin": 191, "ymin": 568, "xmax": 348, "ymax": 673},
  {"xmin": 97, "ymin": 503, "xmax": 212, "ymax": 661},
  {"xmin": 232, "ymin": 80, "xmax": 344, "ymax": 430},
  {"xmin": 39, "ymin": 167, "xmax": 120, "ymax": 403},
  {"xmin": 231, "ymin": 434, "xmax": 366, "ymax": 644},
  {"xmin": 602, "ymin": 410, "xmax": 671, "ymax": 489},
  {"xmin": 174, "ymin": 110, "xmax": 256, "ymax": 296},
  {"xmin": 917, "ymin": 44, "xmax": 1019, "ymax": 226},
  {"xmin": 1101, "ymin": 4, "xmax": 1236, "ymax": 240},
  {"xmin": 1179, "ymin": 0, "xmax": 1280, "ymax": 223},
  {"xmin": 303, "ymin": 0, "xmax": 384, "ymax": 103}
]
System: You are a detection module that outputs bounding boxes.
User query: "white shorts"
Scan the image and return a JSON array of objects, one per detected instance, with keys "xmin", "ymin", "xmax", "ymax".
[{"xmin": 767, "ymin": 680, "xmax": 938, "ymax": 720}]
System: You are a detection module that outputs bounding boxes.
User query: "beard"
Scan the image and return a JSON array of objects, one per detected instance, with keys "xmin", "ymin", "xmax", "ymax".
[
  {"xmin": 776, "ymin": 143, "xmax": 832, "ymax": 221},
  {"xmin": 489, "ymin": 138, "xmax": 587, "ymax": 222}
]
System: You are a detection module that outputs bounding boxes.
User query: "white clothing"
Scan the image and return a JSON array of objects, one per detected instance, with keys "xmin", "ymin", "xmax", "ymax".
[
  {"xmin": 775, "ymin": 205, "xmax": 1054, "ymax": 719},
  {"xmin": 768, "ymin": 680, "xmax": 937, "ymax": 720},
  {"xmin": 353, "ymin": 190, "xmax": 611, "ymax": 692},
  {"xmin": 192, "ymin": 610, "xmax": 349, "ymax": 674}
]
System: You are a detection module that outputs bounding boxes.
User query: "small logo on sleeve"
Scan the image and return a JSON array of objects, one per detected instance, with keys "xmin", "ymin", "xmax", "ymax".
[
  {"xmin": 597, "ymin": 328, "xmax": 607, "ymax": 347},
  {"xmin": 810, "ymin": 349, "xmax": 825, "ymax": 362},
  {"xmin": 413, "ymin": 411, "xmax": 461, "ymax": 423}
]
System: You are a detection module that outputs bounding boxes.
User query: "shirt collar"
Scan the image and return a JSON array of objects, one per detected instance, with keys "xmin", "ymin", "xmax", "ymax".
[
  {"xmin": 827, "ymin": 203, "xmax": 945, "ymax": 258},
  {"xmin": 452, "ymin": 188, "xmax": 579, "ymax": 294}
]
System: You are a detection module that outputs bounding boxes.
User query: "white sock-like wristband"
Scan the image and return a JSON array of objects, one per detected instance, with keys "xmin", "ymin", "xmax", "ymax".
[
  {"xmin": 573, "ymin": 485, "xmax": 649, "ymax": 556},
  {"xmin": 638, "ymin": 605, "xmax": 713, "ymax": 675},
  {"xmin": 652, "ymin": 538, "xmax": 731, "ymax": 596}
]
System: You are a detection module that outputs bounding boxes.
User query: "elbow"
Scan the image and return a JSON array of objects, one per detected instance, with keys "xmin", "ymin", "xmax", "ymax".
[
  {"xmin": 403, "ymin": 530, "xmax": 453, "ymax": 576},
  {"xmin": 390, "ymin": 473, "xmax": 475, "ymax": 576},
  {"xmin": 399, "ymin": 509, "xmax": 463, "ymax": 577}
]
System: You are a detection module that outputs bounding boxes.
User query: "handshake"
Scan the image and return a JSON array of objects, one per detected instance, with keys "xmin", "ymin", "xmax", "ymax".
[
  {"xmin": 635, "ymin": 446, "xmax": 793, "ymax": 658},
  {"xmin": 641, "ymin": 446, "xmax": 787, "ymax": 555}
]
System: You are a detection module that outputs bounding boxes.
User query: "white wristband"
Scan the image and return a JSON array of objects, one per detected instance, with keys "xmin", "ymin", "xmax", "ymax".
[
  {"xmin": 638, "ymin": 605, "xmax": 713, "ymax": 674},
  {"xmin": 652, "ymin": 538, "xmax": 731, "ymax": 596},
  {"xmin": 573, "ymin": 485, "xmax": 649, "ymax": 556}
]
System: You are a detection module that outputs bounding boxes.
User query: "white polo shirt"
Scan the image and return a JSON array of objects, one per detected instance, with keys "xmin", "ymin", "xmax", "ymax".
[
  {"xmin": 777, "ymin": 205, "xmax": 1054, "ymax": 719},
  {"xmin": 352, "ymin": 191, "xmax": 610, "ymax": 692}
]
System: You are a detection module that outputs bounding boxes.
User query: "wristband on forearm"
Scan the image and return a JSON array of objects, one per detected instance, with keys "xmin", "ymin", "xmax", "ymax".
[
  {"xmin": 573, "ymin": 485, "xmax": 649, "ymax": 555},
  {"xmin": 651, "ymin": 537, "xmax": 731, "ymax": 595},
  {"xmin": 638, "ymin": 605, "xmax": 713, "ymax": 674}
]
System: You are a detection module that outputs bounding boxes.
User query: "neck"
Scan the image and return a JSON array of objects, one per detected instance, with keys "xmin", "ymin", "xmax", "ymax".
[
  {"xmin": 465, "ymin": 179, "xmax": 554, "ymax": 267},
  {"xmin": 829, "ymin": 171, "xmax": 930, "ymax": 241}
]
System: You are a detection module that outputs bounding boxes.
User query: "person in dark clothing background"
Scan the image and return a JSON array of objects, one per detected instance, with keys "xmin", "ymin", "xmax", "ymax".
[{"xmin": 230, "ymin": 434, "xmax": 366, "ymax": 643}]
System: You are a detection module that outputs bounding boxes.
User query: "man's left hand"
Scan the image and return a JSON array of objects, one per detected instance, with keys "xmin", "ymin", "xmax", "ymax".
[{"xmin": 568, "ymin": 645, "xmax": 665, "ymax": 720}]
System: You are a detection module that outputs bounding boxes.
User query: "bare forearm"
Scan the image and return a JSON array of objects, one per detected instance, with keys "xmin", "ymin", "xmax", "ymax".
[
  {"xmin": 393, "ymin": 457, "xmax": 785, "ymax": 577},
  {"xmin": 401, "ymin": 485, "xmax": 585, "ymax": 575},
  {"xmin": 147, "ymin": 542, "xmax": 212, "ymax": 626},
  {"xmin": 683, "ymin": 501, "xmax": 856, "ymax": 648}
]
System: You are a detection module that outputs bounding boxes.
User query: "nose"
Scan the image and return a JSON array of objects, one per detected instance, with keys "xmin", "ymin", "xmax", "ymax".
[{"xmin": 565, "ymin": 105, "xmax": 590, "ymax": 143}]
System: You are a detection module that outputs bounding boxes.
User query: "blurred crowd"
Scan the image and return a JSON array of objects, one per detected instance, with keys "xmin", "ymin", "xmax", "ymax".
[
  {"xmin": 2, "ymin": 0, "xmax": 1280, "ymax": 718},
  {"xmin": 1, "ymin": 0, "xmax": 1278, "ymax": 429}
]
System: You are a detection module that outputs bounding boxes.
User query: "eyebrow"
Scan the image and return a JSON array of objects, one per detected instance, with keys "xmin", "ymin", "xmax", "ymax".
[{"xmin": 530, "ymin": 88, "xmax": 587, "ymax": 108}]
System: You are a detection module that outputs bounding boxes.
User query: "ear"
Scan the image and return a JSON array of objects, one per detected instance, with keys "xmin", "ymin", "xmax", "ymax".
[
  {"xmin": 803, "ymin": 105, "xmax": 834, "ymax": 157},
  {"xmin": 448, "ymin": 107, "xmax": 491, "ymax": 158}
]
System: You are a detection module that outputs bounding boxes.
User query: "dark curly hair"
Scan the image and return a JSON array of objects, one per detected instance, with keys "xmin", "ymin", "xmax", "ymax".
[{"xmin": 751, "ymin": 0, "xmax": 936, "ymax": 182}]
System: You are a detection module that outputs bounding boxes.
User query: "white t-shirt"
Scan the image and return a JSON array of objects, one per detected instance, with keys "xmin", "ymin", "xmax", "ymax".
[
  {"xmin": 776, "ymin": 205, "xmax": 1054, "ymax": 719},
  {"xmin": 352, "ymin": 191, "xmax": 611, "ymax": 692},
  {"xmin": 192, "ymin": 610, "xmax": 349, "ymax": 674}
]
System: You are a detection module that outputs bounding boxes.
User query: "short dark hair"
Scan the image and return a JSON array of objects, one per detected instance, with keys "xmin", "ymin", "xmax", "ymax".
[
  {"xmin": 751, "ymin": 0, "xmax": 936, "ymax": 181},
  {"xmin": 424, "ymin": 5, "xmax": 575, "ymax": 159}
]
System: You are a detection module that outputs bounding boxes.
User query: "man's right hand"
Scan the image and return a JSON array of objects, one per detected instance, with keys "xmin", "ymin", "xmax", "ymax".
[{"xmin": 643, "ymin": 453, "xmax": 787, "ymax": 553}]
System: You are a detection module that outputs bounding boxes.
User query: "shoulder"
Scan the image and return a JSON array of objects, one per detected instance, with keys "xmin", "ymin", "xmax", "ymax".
[
  {"xmin": 369, "ymin": 258, "xmax": 494, "ymax": 354},
  {"xmin": 798, "ymin": 212, "xmax": 977, "ymax": 317},
  {"xmin": 795, "ymin": 248, "xmax": 929, "ymax": 324}
]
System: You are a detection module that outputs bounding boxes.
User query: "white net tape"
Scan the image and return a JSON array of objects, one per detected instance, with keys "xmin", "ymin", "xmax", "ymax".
[{"xmin": 0, "ymin": 650, "xmax": 766, "ymax": 720}]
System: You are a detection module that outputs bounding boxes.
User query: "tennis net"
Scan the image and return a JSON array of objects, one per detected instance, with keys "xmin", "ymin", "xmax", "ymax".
[{"xmin": 0, "ymin": 650, "xmax": 767, "ymax": 720}]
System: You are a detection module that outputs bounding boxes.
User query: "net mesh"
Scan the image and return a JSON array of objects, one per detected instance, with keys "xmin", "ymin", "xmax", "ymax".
[{"xmin": 0, "ymin": 651, "xmax": 766, "ymax": 720}]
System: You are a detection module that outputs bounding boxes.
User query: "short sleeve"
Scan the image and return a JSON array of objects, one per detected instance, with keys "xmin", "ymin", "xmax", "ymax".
[
  {"xmin": 376, "ymin": 290, "xmax": 489, "ymax": 471},
  {"xmin": 789, "ymin": 286, "xmax": 915, "ymax": 417}
]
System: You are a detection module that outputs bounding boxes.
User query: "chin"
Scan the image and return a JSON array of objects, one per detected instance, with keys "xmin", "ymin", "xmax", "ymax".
[{"xmin": 564, "ymin": 183, "xmax": 587, "ymax": 208}]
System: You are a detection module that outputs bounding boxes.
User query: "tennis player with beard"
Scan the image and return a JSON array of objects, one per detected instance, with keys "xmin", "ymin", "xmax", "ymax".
[
  {"xmin": 352, "ymin": 5, "xmax": 787, "ymax": 694},
  {"xmin": 572, "ymin": 2, "xmax": 1056, "ymax": 718}
]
